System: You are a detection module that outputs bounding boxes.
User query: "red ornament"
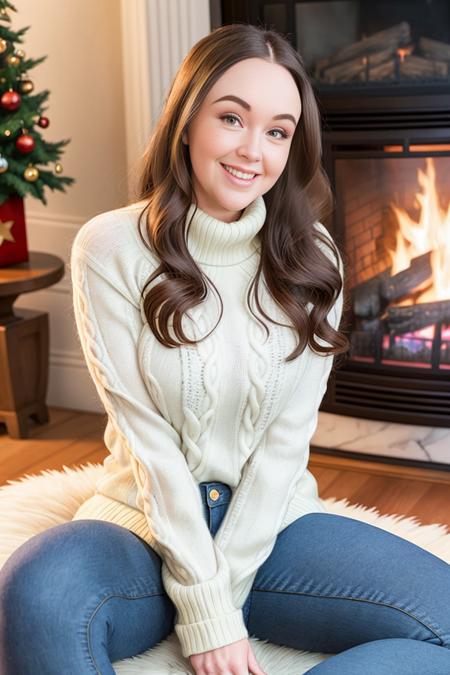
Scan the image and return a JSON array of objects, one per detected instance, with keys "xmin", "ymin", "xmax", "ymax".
[
  {"xmin": 37, "ymin": 116, "xmax": 49, "ymax": 128},
  {"xmin": 0, "ymin": 89, "xmax": 21, "ymax": 111},
  {"xmin": 15, "ymin": 133, "xmax": 35, "ymax": 154}
]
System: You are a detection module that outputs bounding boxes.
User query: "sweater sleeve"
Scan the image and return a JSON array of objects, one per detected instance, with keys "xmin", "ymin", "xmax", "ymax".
[
  {"xmin": 70, "ymin": 243, "xmax": 248, "ymax": 657},
  {"xmin": 212, "ymin": 225, "xmax": 345, "ymax": 610}
]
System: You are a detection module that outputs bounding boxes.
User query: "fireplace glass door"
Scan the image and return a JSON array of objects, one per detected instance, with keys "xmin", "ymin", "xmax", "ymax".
[
  {"xmin": 274, "ymin": 0, "xmax": 450, "ymax": 91},
  {"xmin": 336, "ymin": 147, "xmax": 450, "ymax": 372}
]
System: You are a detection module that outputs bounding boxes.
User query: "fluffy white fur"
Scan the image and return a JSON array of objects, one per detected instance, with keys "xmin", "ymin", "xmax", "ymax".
[{"xmin": 0, "ymin": 463, "xmax": 449, "ymax": 674}]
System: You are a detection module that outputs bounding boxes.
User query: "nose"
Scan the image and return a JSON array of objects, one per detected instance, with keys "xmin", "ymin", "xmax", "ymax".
[{"xmin": 237, "ymin": 129, "xmax": 262, "ymax": 162}]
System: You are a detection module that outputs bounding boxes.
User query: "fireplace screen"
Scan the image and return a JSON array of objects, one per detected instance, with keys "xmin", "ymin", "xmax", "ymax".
[
  {"xmin": 290, "ymin": 0, "xmax": 450, "ymax": 88},
  {"xmin": 337, "ymin": 152, "xmax": 450, "ymax": 371}
]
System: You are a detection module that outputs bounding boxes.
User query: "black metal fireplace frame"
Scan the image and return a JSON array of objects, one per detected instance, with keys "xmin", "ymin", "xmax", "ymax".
[{"xmin": 320, "ymin": 92, "xmax": 450, "ymax": 427}]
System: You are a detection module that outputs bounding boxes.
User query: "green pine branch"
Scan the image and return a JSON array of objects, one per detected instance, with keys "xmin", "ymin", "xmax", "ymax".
[
  {"xmin": 0, "ymin": 0, "xmax": 75, "ymax": 205},
  {"xmin": 0, "ymin": 25, "xmax": 27, "ymax": 42}
]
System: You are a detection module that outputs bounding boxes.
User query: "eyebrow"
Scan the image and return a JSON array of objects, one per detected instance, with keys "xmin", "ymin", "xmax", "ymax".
[{"xmin": 212, "ymin": 94, "xmax": 298, "ymax": 126}]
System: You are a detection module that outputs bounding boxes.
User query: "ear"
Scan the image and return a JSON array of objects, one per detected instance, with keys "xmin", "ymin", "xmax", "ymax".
[{"xmin": 182, "ymin": 129, "xmax": 189, "ymax": 145}]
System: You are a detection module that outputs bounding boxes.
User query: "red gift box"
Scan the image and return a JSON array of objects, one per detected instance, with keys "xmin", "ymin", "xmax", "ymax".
[{"xmin": 0, "ymin": 194, "xmax": 29, "ymax": 267}]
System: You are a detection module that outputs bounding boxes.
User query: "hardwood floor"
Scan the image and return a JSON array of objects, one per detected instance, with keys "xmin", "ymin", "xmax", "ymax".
[{"xmin": 1, "ymin": 406, "xmax": 449, "ymax": 530}]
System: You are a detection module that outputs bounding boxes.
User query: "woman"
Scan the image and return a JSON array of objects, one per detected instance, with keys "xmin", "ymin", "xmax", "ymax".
[{"xmin": 1, "ymin": 22, "xmax": 450, "ymax": 675}]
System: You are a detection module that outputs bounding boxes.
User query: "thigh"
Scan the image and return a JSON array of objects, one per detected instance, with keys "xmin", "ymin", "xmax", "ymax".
[
  {"xmin": 0, "ymin": 519, "xmax": 175, "ymax": 675},
  {"xmin": 305, "ymin": 638, "xmax": 450, "ymax": 675},
  {"xmin": 246, "ymin": 513, "xmax": 450, "ymax": 654}
]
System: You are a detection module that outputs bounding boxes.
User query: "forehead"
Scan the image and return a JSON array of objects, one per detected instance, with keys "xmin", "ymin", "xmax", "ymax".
[{"xmin": 205, "ymin": 57, "xmax": 301, "ymax": 116}]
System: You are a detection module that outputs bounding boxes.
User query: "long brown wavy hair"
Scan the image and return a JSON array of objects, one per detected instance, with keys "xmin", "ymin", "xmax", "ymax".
[{"xmin": 135, "ymin": 23, "xmax": 349, "ymax": 362}]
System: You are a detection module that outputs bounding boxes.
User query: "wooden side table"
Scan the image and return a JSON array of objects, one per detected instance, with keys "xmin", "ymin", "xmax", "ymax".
[{"xmin": 0, "ymin": 252, "xmax": 65, "ymax": 438}]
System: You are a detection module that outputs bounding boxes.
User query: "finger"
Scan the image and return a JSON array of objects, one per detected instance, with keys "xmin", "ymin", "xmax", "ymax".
[
  {"xmin": 249, "ymin": 667, "xmax": 267, "ymax": 675},
  {"xmin": 247, "ymin": 645, "xmax": 267, "ymax": 675}
]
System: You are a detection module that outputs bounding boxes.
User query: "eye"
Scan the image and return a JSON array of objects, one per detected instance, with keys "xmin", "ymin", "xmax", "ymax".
[
  {"xmin": 269, "ymin": 128, "xmax": 289, "ymax": 140},
  {"xmin": 220, "ymin": 113, "xmax": 241, "ymax": 127},
  {"xmin": 219, "ymin": 114, "xmax": 290, "ymax": 140}
]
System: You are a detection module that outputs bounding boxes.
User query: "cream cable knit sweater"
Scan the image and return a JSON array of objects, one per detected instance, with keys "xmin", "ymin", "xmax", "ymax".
[{"xmin": 70, "ymin": 194, "xmax": 343, "ymax": 658}]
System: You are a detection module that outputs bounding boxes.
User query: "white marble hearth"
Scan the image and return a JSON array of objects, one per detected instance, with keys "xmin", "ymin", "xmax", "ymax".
[{"xmin": 312, "ymin": 412, "xmax": 450, "ymax": 466}]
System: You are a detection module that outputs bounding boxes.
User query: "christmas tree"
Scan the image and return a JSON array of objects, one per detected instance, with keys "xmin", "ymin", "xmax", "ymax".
[{"xmin": 0, "ymin": 0, "xmax": 74, "ymax": 206}]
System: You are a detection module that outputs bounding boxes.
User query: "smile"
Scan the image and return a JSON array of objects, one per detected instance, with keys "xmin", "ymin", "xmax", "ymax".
[{"xmin": 220, "ymin": 163, "xmax": 259, "ymax": 184}]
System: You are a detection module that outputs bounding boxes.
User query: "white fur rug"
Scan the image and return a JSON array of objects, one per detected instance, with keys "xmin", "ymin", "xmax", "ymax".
[{"xmin": 1, "ymin": 463, "xmax": 449, "ymax": 674}]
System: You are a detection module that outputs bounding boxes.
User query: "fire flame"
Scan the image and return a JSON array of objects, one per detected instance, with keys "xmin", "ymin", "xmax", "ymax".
[
  {"xmin": 397, "ymin": 46, "xmax": 413, "ymax": 62},
  {"xmin": 389, "ymin": 157, "xmax": 450, "ymax": 303}
]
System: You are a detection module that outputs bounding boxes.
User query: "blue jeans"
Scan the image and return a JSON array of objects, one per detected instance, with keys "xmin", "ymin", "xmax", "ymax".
[{"xmin": 1, "ymin": 480, "xmax": 450, "ymax": 674}]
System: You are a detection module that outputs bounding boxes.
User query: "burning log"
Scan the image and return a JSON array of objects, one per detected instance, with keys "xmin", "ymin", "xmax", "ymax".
[
  {"xmin": 380, "ymin": 252, "xmax": 432, "ymax": 302},
  {"xmin": 322, "ymin": 46, "xmax": 398, "ymax": 84},
  {"xmin": 386, "ymin": 299, "xmax": 450, "ymax": 335},
  {"xmin": 400, "ymin": 54, "xmax": 448, "ymax": 79},
  {"xmin": 352, "ymin": 270, "xmax": 390, "ymax": 318},
  {"xmin": 368, "ymin": 60, "xmax": 396, "ymax": 81},
  {"xmin": 352, "ymin": 252, "xmax": 432, "ymax": 318},
  {"xmin": 314, "ymin": 22, "xmax": 411, "ymax": 78},
  {"xmin": 420, "ymin": 36, "xmax": 450, "ymax": 62}
]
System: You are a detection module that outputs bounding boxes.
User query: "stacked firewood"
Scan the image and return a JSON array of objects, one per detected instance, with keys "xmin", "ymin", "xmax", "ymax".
[
  {"xmin": 314, "ymin": 22, "xmax": 450, "ymax": 84},
  {"xmin": 351, "ymin": 251, "xmax": 450, "ymax": 336}
]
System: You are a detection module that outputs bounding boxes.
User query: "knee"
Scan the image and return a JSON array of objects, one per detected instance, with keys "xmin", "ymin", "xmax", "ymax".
[
  {"xmin": 0, "ymin": 522, "xmax": 99, "ymax": 633},
  {"xmin": 0, "ymin": 519, "xmax": 164, "ymax": 630},
  {"xmin": 295, "ymin": 512, "xmax": 380, "ymax": 542},
  {"xmin": 307, "ymin": 638, "xmax": 450, "ymax": 674}
]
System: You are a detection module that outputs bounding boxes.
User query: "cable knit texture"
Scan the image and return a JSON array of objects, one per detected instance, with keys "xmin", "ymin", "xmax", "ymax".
[{"xmin": 70, "ymin": 195, "xmax": 344, "ymax": 657}]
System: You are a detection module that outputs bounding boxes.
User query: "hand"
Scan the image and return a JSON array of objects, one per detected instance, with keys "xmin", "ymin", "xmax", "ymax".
[{"xmin": 189, "ymin": 637, "xmax": 267, "ymax": 674}]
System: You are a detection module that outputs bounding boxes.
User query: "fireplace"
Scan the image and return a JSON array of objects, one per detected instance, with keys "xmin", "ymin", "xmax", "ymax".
[
  {"xmin": 314, "ymin": 0, "xmax": 450, "ymax": 427},
  {"xmin": 214, "ymin": 0, "xmax": 450, "ymax": 432},
  {"xmin": 322, "ymin": 139, "xmax": 450, "ymax": 427},
  {"xmin": 339, "ymin": 154, "xmax": 450, "ymax": 369},
  {"xmin": 210, "ymin": 1, "xmax": 450, "ymax": 464},
  {"xmin": 217, "ymin": 0, "xmax": 450, "ymax": 93}
]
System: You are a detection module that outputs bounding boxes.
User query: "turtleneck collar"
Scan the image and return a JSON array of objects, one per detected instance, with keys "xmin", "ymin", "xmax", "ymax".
[{"xmin": 185, "ymin": 194, "xmax": 266, "ymax": 265}]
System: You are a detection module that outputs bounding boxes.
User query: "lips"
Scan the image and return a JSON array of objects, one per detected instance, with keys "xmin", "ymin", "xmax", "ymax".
[
  {"xmin": 220, "ymin": 164, "xmax": 261, "ymax": 188},
  {"xmin": 221, "ymin": 163, "xmax": 260, "ymax": 177}
]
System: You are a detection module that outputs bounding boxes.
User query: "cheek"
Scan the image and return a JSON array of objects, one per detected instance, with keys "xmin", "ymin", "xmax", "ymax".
[
  {"xmin": 190, "ymin": 125, "xmax": 227, "ymax": 163},
  {"xmin": 267, "ymin": 146, "xmax": 290, "ymax": 178}
]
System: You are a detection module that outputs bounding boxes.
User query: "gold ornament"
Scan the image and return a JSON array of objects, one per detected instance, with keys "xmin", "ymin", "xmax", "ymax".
[
  {"xmin": 24, "ymin": 164, "xmax": 39, "ymax": 182},
  {"xmin": 0, "ymin": 156, "xmax": 8, "ymax": 173},
  {"xmin": 0, "ymin": 8, "xmax": 8, "ymax": 20},
  {"xmin": 4, "ymin": 129, "xmax": 11, "ymax": 137},
  {"xmin": 0, "ymin": 219, "xmax": 14, "ymax": 246},
  {"xmin": 19, "ymin": 79, "xmax": 34, "ymax": 94},
  {"xmin": 6, "ymin": 54, "xmax": 20, "ymax": 67},
  {"xmin": 15, "ymin": 48, "xmax": 25, "ymax": 59},
  {"xmin": 0, "ymin": 39, "xmax": 7, "ymax": 53},
  {"xmin": 54, "ymin": 162, "xmax": 63, "ymax": 174}
]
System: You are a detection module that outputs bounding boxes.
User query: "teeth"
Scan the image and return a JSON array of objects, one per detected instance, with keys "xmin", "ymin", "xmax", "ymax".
[{"xmin": 223, "ymin": 164, "xmax": 255, "ymax": 180}]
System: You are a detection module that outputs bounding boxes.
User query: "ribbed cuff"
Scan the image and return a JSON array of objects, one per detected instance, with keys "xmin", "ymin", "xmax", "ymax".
[
  {"xmin": 175, "ymin": 608, "xmax": 248, "ymax": 657},
  {"xmin": 161, "ymin": 547, "xmax": 248, "ymax": 657}
]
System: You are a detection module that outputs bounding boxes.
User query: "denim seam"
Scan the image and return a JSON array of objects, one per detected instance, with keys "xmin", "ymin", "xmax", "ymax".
[
  {"xmin": 86, "ymin": 590, "xmax": 166, "ymax": 672},
  {"xmin": 251, "ymin": 588, "xmax": 446, "ymax": 646}
]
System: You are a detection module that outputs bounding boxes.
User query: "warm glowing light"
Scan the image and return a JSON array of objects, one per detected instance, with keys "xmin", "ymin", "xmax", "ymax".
[
  {"xmin": 389, "ymin": 157, "xmax": 450, "ymax": 303},
  {"xmin": 397, "ymin": 46, "xmax": 414, "ymax": 62}
]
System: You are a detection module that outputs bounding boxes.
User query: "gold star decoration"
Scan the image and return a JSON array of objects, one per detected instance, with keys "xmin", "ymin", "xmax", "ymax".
[{"xmin": 0, "ymin": 219, "xmax": 15, "ymax": 246}]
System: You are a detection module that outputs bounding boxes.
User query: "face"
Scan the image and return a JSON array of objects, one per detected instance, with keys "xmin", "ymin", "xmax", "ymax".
[{"xmin": 182, "ymin": 57, "xmax": 301, "ymax": 222}]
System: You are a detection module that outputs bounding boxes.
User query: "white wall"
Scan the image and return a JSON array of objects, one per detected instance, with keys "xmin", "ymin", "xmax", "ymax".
[
  {"xmin": 15, "ymin": 0, "xmax": 128, "ymax": 219},
  {"xmin": 9, "ymin": 0, "xmax": 211, "ymax": 413}
]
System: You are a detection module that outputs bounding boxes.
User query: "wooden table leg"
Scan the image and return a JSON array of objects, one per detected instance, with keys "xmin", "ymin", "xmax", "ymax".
[{"xmin": 0, "ymin": 308, "xmax": 49, "ymax": 439}]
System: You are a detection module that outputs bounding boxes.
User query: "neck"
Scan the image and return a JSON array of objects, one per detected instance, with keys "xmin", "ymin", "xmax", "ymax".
[{"xmin": 185, "ymin": 195, "xmax": 267, "ymax": 266}]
